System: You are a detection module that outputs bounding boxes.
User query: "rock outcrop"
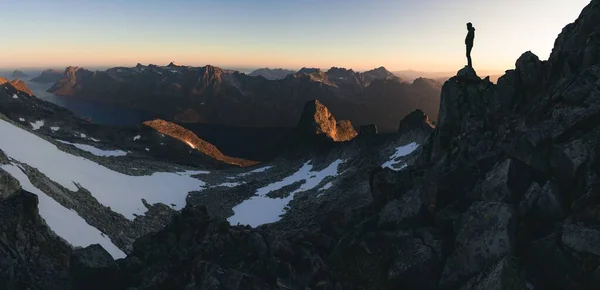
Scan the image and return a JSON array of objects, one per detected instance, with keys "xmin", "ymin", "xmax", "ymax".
[
  {"xmin": 0, "ymin": 180, "xmax": 71, "ymax": 290},
  {"xmin": 296, "ymin": 99, "xmax": 358, "ymax": 142},
  {"xmin": 142, "ymin": 119, "xmax": 258, "ymax": 167},
  {"xmin": 0, "ymin": 77, "xmax": 34, "ymax": 95},
  {"xmin": 398, "ymin": 109, "xmax": 435, "ymax": 141}
]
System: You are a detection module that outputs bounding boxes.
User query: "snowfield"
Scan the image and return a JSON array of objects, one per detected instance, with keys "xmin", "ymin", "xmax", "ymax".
[
  {"xmin": 0, "ymin": 119, "xmax": 209, "ymax": 220},
  {"xmin": 382, "ymin": 142, "xmax": 419, "ymax": 171},
  {"xmin": 239, "ymin": 165, "xmax": 273, "ymax": 176},
  {"xmin": 228, "ymin": 159, "xmax": 345, "ymax": 227},
  {"xmin": 58, "ymin": 140, "xmax": 128, "ymax": 157},
  {"xmin": 1, "ymin": 164, "xmax": 126, "ymax": 259}
]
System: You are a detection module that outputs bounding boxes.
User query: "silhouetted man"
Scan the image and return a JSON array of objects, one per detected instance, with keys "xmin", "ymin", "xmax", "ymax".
[{"xmin": 465, "ymin": 22, "xmax": 475, "ymax": 67}]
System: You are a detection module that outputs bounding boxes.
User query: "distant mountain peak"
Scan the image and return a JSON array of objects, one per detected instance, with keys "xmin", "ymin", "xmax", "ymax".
[
  {"xmin": 30, "ymin": 69, "xmax": 63, "ymax": 84},
  {"xmin": 11, "ymin": 70, "xmax": 28, "ymax": 78},
  {"xmin": 297, "ymin": 67, "xmax": 322, "ymax": 75}
]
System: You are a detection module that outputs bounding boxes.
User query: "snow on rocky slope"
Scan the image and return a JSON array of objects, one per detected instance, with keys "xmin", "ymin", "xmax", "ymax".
[{"xmin": 0, "ymin": 84, "xmax": 427, "ymax": 258}]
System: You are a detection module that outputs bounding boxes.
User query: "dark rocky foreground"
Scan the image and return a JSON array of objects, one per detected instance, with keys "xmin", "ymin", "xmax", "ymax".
[{"xmin": 2, "ymin": 1, "xmax": 600, "ymax": 289}]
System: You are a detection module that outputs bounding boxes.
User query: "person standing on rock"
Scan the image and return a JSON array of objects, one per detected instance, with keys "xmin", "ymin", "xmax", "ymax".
[{"xmin": 465, "ymin": 22, "xmax": 475, "ymax": 67}]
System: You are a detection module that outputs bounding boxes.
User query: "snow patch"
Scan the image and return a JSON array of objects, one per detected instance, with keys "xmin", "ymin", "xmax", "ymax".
[
  {"xmin": 12, "ymin": 94, "xmax": 18, "ymax": 99},
  {"xmin": 133, "ymin": 135, "xmax": 141, "ymax": 141},
  {"xmin": 319, "ymin": 182, "xmax": 333, "ymax": 191},
  {"xmin": 145, "ymin": 148, "xmax": 150, "ymax": 152},
  {"xmin": 211, "ymin": 182, "xmax": 243, "ymax": 188},
  {"xmin": 0, "ymin": 164, "xmax": 126, "ymax": 259},
  {"xmin": 239, "ymin": 166, "xmax": 273, "ymax": 176},
  {"xmin": 80, "ymin": 133, "xmax": 87, "ymax": 138},
  {"xmin": 317, "ymin": 182, "xmax": 334, "ymax": 198},
  {"xmin": 89, "ymin": 137, "xmax": 101, "ymax": 142},
  {"xmin": 50, "ymin": 127, "xmax": 60, "ymax": 132},
  {"xmin": 0, "ymin": 119, "xmax": 209, "ymax": 220},
  {"xmin": 19, "ymin": 118, "xmax": 25, "ymax": 122},
  {"xmin": 382, "ymin": 142, "xmax": 419, "ymax": 171},
  {"xmin": 30, "ymin": 120, "xmax": 44, "ymax": 130},
  {"xmin": 228, "ymin": 160, "xmax": 344, "ymax": 227},
  {"xmin": 58, "ymin": 141, "xmax": 128, "ymax": 157}
]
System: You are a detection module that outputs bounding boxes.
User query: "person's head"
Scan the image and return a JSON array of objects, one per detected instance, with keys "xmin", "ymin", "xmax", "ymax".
[{"xmin": 467, "ymin": 22, "xmax": 473, "ymax": 29}]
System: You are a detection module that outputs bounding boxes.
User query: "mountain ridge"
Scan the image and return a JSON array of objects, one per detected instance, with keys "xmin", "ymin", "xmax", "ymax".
[{"xmin": 46, "ymin": 64, "xmax": 440, "ymax": 132}]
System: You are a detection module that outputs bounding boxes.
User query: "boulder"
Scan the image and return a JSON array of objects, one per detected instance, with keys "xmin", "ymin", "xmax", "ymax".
[
  {"xmin": 439, "ymin": 202, "xmax": 516, "ymax": 289},
  {"xmin": 377, "ymin": 189, "xmax": 423, "ymax": 229},
  {"xmin": 387, "ymin": 238, "xmax": 441, "ymax": 290},
  {"xmin": 562, "ymin": 222, "xmax": 600, "ymax": 255},
  {"xmin": 459, "ymin": 257, "xmax": 528, "ymax": 290},
  {"xmin": 469, "ymin": 159, "xmax": 514, "ymax": 202}
]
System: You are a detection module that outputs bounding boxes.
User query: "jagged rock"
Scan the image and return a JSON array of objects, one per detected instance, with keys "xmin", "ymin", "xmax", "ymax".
[
  {"xmin": 377, "ymin": 189, "xmax": 423, "ymax": 229},
  {"xmin": 397, "ymin": 109, "xmax": 435, "ymax": 141},
  {"xmin": 439, "ymin": 202, "xmax": 516, "ymax": 289},
  {"xmin": 0, "ymin": 168, "xmax": 20, "ymax": 198},
  {"xmin": 523, "ymin": 102, "xmax": 600, "ymax": 147},
  {"xmin": 515, "ymin": 51, "xmax": 544, "ymax": 90},
  {"xmin": 0, "ymin": 190, "xmax": 71, "ymax": 290},
  {"xmin": 562, "ymin": 222, "xmax": 600, "ymax": 255},
  {"xmin": 387, "ymin": 238, "xmax": 441, "ymax": 290},
  {"xmin": 0, "ymin": 149, "xmax": 8, "ymax": 164},
  {"xmin": 459, "ymin": 257, "xmax": 527, "ymax": 290},
  {"xmin": 494, "ymin": 70, "xmax": 516, "ymax": 110},
  {"xmin": 296, "ymin": 99, "xmax": 357, "ymax": 142},
  {"xmin": 70, "ymin": 244, "xmax": 119, "ymax": 290},
  {"xmin": 456, "ymin": 66, "xmax": 481, "ymax": 82}
]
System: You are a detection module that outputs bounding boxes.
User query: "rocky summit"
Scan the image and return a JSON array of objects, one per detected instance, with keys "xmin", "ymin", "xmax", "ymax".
[{"xmin": 2, "ymin": 1, "xmax": 600, "ymax": 290}]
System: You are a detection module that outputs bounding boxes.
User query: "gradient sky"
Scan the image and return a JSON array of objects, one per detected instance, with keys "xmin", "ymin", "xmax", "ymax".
[{"xmin": 0, "ymin": 0, "xmax": 591, "ymax": 72}]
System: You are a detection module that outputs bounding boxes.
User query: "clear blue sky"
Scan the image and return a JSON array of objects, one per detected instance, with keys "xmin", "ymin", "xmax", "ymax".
[{"xmin": 0, "ymin": 0, "xmax": 591, "ymax": 72}]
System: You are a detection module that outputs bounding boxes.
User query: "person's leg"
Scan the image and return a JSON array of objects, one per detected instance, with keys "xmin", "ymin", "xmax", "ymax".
[{"xmin": 466, "ymin": 45, "xmax": 473, "ymax": 67}]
